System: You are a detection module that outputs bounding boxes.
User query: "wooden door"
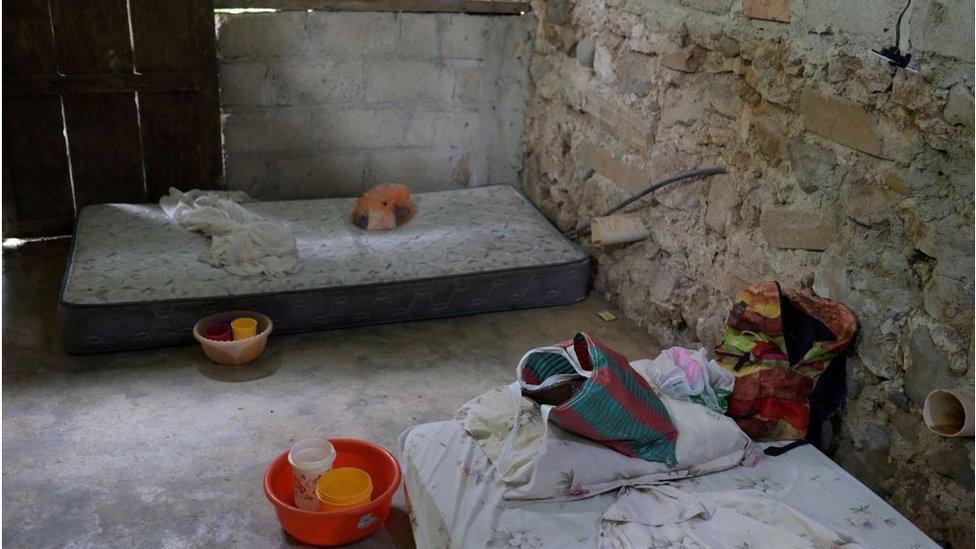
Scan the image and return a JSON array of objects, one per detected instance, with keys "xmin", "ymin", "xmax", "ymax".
[{"xmin": 3, "ymin": 0, "xmax": 222, "ymax": 237}]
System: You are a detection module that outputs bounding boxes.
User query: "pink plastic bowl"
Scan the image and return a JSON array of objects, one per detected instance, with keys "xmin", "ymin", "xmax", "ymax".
[{"xmin": 264, "ymin": 438, "xmax": 402, "ymax": 546}]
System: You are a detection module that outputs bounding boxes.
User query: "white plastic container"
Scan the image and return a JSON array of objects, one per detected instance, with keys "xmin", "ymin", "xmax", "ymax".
[{"xmin": 288, "ymin": 439, "xmax": 337, "ymax": 510}]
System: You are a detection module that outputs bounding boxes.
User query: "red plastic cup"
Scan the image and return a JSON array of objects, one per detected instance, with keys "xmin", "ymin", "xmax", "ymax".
[{"xmin": 205, "ymin": 323, "xmax": 232, "ymax": 341}]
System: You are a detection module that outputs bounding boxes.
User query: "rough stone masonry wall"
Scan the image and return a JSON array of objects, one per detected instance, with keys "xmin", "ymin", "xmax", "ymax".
[
  {"xmin": 522, "ymin": 0, "xmax": 974, "ymax": 545},
  {"xmin": 216, "ymin": 11, "xmax": 533, "ymax": 199}
]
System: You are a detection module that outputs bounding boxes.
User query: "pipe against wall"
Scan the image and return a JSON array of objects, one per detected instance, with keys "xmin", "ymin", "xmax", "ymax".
[
  {"xmin": 590, "ymin": 213, "xmax": 650, "ymax": 247},
  {"xmin": 923, "ymin": 389, "xmax": 975, "ymax": 437}
]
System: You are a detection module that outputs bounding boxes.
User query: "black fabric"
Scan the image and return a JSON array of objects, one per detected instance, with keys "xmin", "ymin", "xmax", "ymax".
[
  {"xmin": 779, "ymin": 290, "xmax": 847, "ymax": 449},
  {"xmin": 807, "ymin": 354, "xmax": 847, "ymax": 449},
  {"xmin": 780, "ymin": 293, "xmax": 835, "ymax": 366}
]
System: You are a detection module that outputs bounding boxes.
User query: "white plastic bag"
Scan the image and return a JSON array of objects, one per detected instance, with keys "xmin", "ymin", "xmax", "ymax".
[{"xmin": 635, "ymin": 347, "xmax": 734, "ymax": 413}]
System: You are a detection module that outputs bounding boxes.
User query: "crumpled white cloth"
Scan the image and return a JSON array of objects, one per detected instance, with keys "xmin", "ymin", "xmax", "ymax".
[
  {"xmin": 599, "ymin": 486, "xmax": 864, "ymax": 548},
  {"xmin": 159, "ymin": 188, "xmax": 299, "ymax": 276}
]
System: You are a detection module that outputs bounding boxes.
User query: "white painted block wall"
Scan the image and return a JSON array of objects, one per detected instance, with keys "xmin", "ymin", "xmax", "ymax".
[{"xmin": 216, "ymin": 11, "xmax": 535, "ymax": 199}]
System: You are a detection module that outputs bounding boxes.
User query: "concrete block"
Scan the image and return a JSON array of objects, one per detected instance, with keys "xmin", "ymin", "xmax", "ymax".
[
  {"xmin": 760, "ymin": 207, "xmax": 833, "ymax": 250},
  {"xmin": 368, "ymin": 149, "xmax": 454, "ymax": 191},
  {"xmin": 266, "ymin": 154, "xmax": 365, "ymax": 198},
  {"xmin": 451, "ymin": 64, "xmax": 483, "ymax": 109},
  {"xmin": 216, "ymin": 12, "xmax": 307, "ymax": 59},
  {"xmin": 742, "ymin": 0, "xmax": 793, "ymax": 23},
  {"xmin": 488, "ymin": 114, "xmax": 523, "ymax": 185},
  {"xmin": 315, "ymin": 109, "xmax": 411, "ymax": 150},
  {"xmin": 398, "ymin": 13, "xmax": 441, "ymax": 58},
  {"xmin": 223, "ymin": 154, "xmax": 269, "ymax": 195},
  {"xmin": 442, "ymin": 15, "xmax": 488, "ymax": 59},
  {"xmin": 219, "ymin": 62, "xmax": 272, "ymax": 108},
  {"xmin": 365, "ymin": 60, "xmax": 453, "ymax": 104},
  {"xmin": 270, "ymin": 60, "xmax": 363, "ymax": 105},
  {"xmin": 306, "ymin": 12, "xmax": 397, "ymax": 56},
  {"xmin": 580, "ymin": 142, "xmax": 647, "ymax": 192},
  {"xmin": 407, "ymin": 111, "xmax": 481, "ymax": 149},
  {"xmin": 799, "ymin": 89, "xmax": 880, "ymax": 157},
  {"xmin": 452, "ymin": 151, "xmax": 474, "ymax": 187},
  {"xmin": 222, "ymin": 109, "xmax": 314, "ymax": 153}
]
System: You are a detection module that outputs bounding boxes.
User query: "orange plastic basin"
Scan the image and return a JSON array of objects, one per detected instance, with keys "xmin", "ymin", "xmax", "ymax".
[{"xmin": 264, "ymin": 438, "xmax": 402, "ymax": 546}]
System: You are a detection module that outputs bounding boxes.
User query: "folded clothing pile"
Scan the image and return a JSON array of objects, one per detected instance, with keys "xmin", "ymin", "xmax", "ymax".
[{"xmin": 159, "ymin": 188, "xmax": 300, "ymax": 277}]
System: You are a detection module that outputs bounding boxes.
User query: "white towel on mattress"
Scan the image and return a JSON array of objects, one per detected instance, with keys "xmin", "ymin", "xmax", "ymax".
[{"xmin": 159, "ymin": 188, "xmax": 299, "ymax": 276}]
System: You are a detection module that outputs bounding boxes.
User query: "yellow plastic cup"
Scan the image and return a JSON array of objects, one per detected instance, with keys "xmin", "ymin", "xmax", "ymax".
[
  {"xmin": 315, "ymin": 467, "xmax": 373, "ymax": 511},
  {"xmin": 231, "ymin": 317, "xmax": 257, "ymax": 340}
]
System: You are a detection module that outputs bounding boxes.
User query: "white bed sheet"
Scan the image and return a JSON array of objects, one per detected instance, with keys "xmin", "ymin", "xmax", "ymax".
[{"xmin": 399, "ymin": 421, "xmax": 937, "ymax": 549}]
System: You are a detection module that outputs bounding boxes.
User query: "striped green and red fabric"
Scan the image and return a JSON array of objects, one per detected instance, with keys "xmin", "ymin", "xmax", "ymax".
[{"xmin": 519, "ymin": 332, "xmax": 678, "ymax": 465}]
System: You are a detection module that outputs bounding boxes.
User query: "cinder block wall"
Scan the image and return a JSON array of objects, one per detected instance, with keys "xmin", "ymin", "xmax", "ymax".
[
  {"xmin": 524, "ymin": 0, "xmax": 973, "ymax": 545},
  {"xmin": 216, "ymin": 11, "xmax": 534, "ymax": 199}
]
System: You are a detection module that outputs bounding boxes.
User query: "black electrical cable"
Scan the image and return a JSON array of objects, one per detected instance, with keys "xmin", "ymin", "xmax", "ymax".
[
  {"xmin": 564, "ymin": 166, "xmax": 726, "ymax": 240},
  {"xmin": 894, "ymin": 0, "xmax": 911, "ymax": 49},
  {"xmin": 872, "ymin": 0, "xmax": 912, "ymax": 69}
]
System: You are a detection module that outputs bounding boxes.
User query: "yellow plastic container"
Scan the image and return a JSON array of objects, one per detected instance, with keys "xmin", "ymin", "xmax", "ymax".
[
  {"xmin": 315, "ymin": 467, "xmax": 373, "ymax": 511},
  {"xmin": 231, "ymin": 317, "xmax": 258, "ymax": 340}
]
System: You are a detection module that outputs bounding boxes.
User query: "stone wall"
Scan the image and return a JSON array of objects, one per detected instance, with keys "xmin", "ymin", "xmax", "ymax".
[
  {"xmin": 215, "ymin": 11, "xmax": 533, "ymax": 199},
  {"xmin": 522, "ymin": 0, "xmax": 974, "ymax": 545}
]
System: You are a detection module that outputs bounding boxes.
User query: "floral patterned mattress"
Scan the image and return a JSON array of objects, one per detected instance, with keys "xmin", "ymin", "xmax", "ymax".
[
  {"xmin": 399, "ymin": 421, "xmax": 938, "ymax": 548},
  {"xmin": 58, "ymin": 186, "xmax": 588, "ymax": 353}
]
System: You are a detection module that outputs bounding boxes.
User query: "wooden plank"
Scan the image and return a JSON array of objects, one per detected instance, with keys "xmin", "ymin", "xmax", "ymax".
[
  {"xmin": 139, "ymin": 93, "xmax": 221, "ymax": 198},
  {"xmin": 50, "ymin": 0, "xmax": 133, "ymax": 73},
  {"xmin": 214, "ymin": 0, "xmax": 530, "ymax": 14},
  {"xmin": 2, "ymin": 0, "xmax": 76, "ymax": 236},
  {"xmin": 129, "ymin": 0, "xmax": 197, "ymax": 73},
  {"xmin": 62, "ymin": 94, "xmax": 147, "ymax": 207},
  {"xmin": 2, "ymin": 96, "xmax": 75, "ymax": 226},
  {"xmin": 2, "ymin": 0, "xmax": 58, "ymax": 75},
  {"xmin": 4, "ymin": 73, "xmax": 202, "ymax": 95},
  {"xmin": 131, "ymin": 0, "xmax": 222, "ymax": 197}
]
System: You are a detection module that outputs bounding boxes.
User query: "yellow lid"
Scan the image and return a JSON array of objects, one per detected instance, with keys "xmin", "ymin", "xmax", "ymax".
[{"xmin": 315, "ymin": 467, "xmax": 372, "ymax": 507}]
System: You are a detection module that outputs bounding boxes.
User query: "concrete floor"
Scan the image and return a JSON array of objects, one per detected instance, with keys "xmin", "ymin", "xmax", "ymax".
[{"xmin": 2, "ymin": 239, "xmax": 659, "ymax": 548}]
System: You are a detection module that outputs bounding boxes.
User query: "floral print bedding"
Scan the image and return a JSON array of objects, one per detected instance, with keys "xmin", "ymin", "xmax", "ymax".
[
  {"xmin": 62, "ymin": 186, "xmax": 585, "ymax": 305},
  {"xmin": 399, "ymin": 421, "xmax": 937, "ymax": 549}
]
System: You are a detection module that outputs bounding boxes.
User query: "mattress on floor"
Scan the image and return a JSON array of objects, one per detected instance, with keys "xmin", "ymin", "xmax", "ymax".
[
  {"xmin": 59, "ymin": 186, "xmax": 588, "ymax": 353},
  {"xmin": 399, "ymin": 420, "xmax": 938, "ymax": 549}
]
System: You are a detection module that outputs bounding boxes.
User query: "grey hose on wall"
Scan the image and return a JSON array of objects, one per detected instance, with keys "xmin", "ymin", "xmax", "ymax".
[{"xmin": 564, "ymin": 166, "xmax": 727, "ymax": 240}]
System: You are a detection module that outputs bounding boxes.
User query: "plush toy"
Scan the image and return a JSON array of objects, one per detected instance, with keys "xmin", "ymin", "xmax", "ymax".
[{"xmin": 351, "ymin": 184, "xmax": 416, "ymax": 231}]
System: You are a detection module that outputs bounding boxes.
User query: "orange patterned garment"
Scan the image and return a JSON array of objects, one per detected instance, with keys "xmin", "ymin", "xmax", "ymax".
[{"xmin": 715, "ymin": 281, "xmax": 858, "ymax": 441}]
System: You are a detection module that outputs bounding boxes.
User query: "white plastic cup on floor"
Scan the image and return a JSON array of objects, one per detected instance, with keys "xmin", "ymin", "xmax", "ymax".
[{"xmin": 288, "ymin": 439, "xmax": 337, "ymax": 510}]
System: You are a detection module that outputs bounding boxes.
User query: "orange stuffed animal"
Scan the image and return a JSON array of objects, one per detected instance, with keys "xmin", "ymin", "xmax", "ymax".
[{"xmin": 351, "ymin": 184, "xmax": 416, "ymax": 231}]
